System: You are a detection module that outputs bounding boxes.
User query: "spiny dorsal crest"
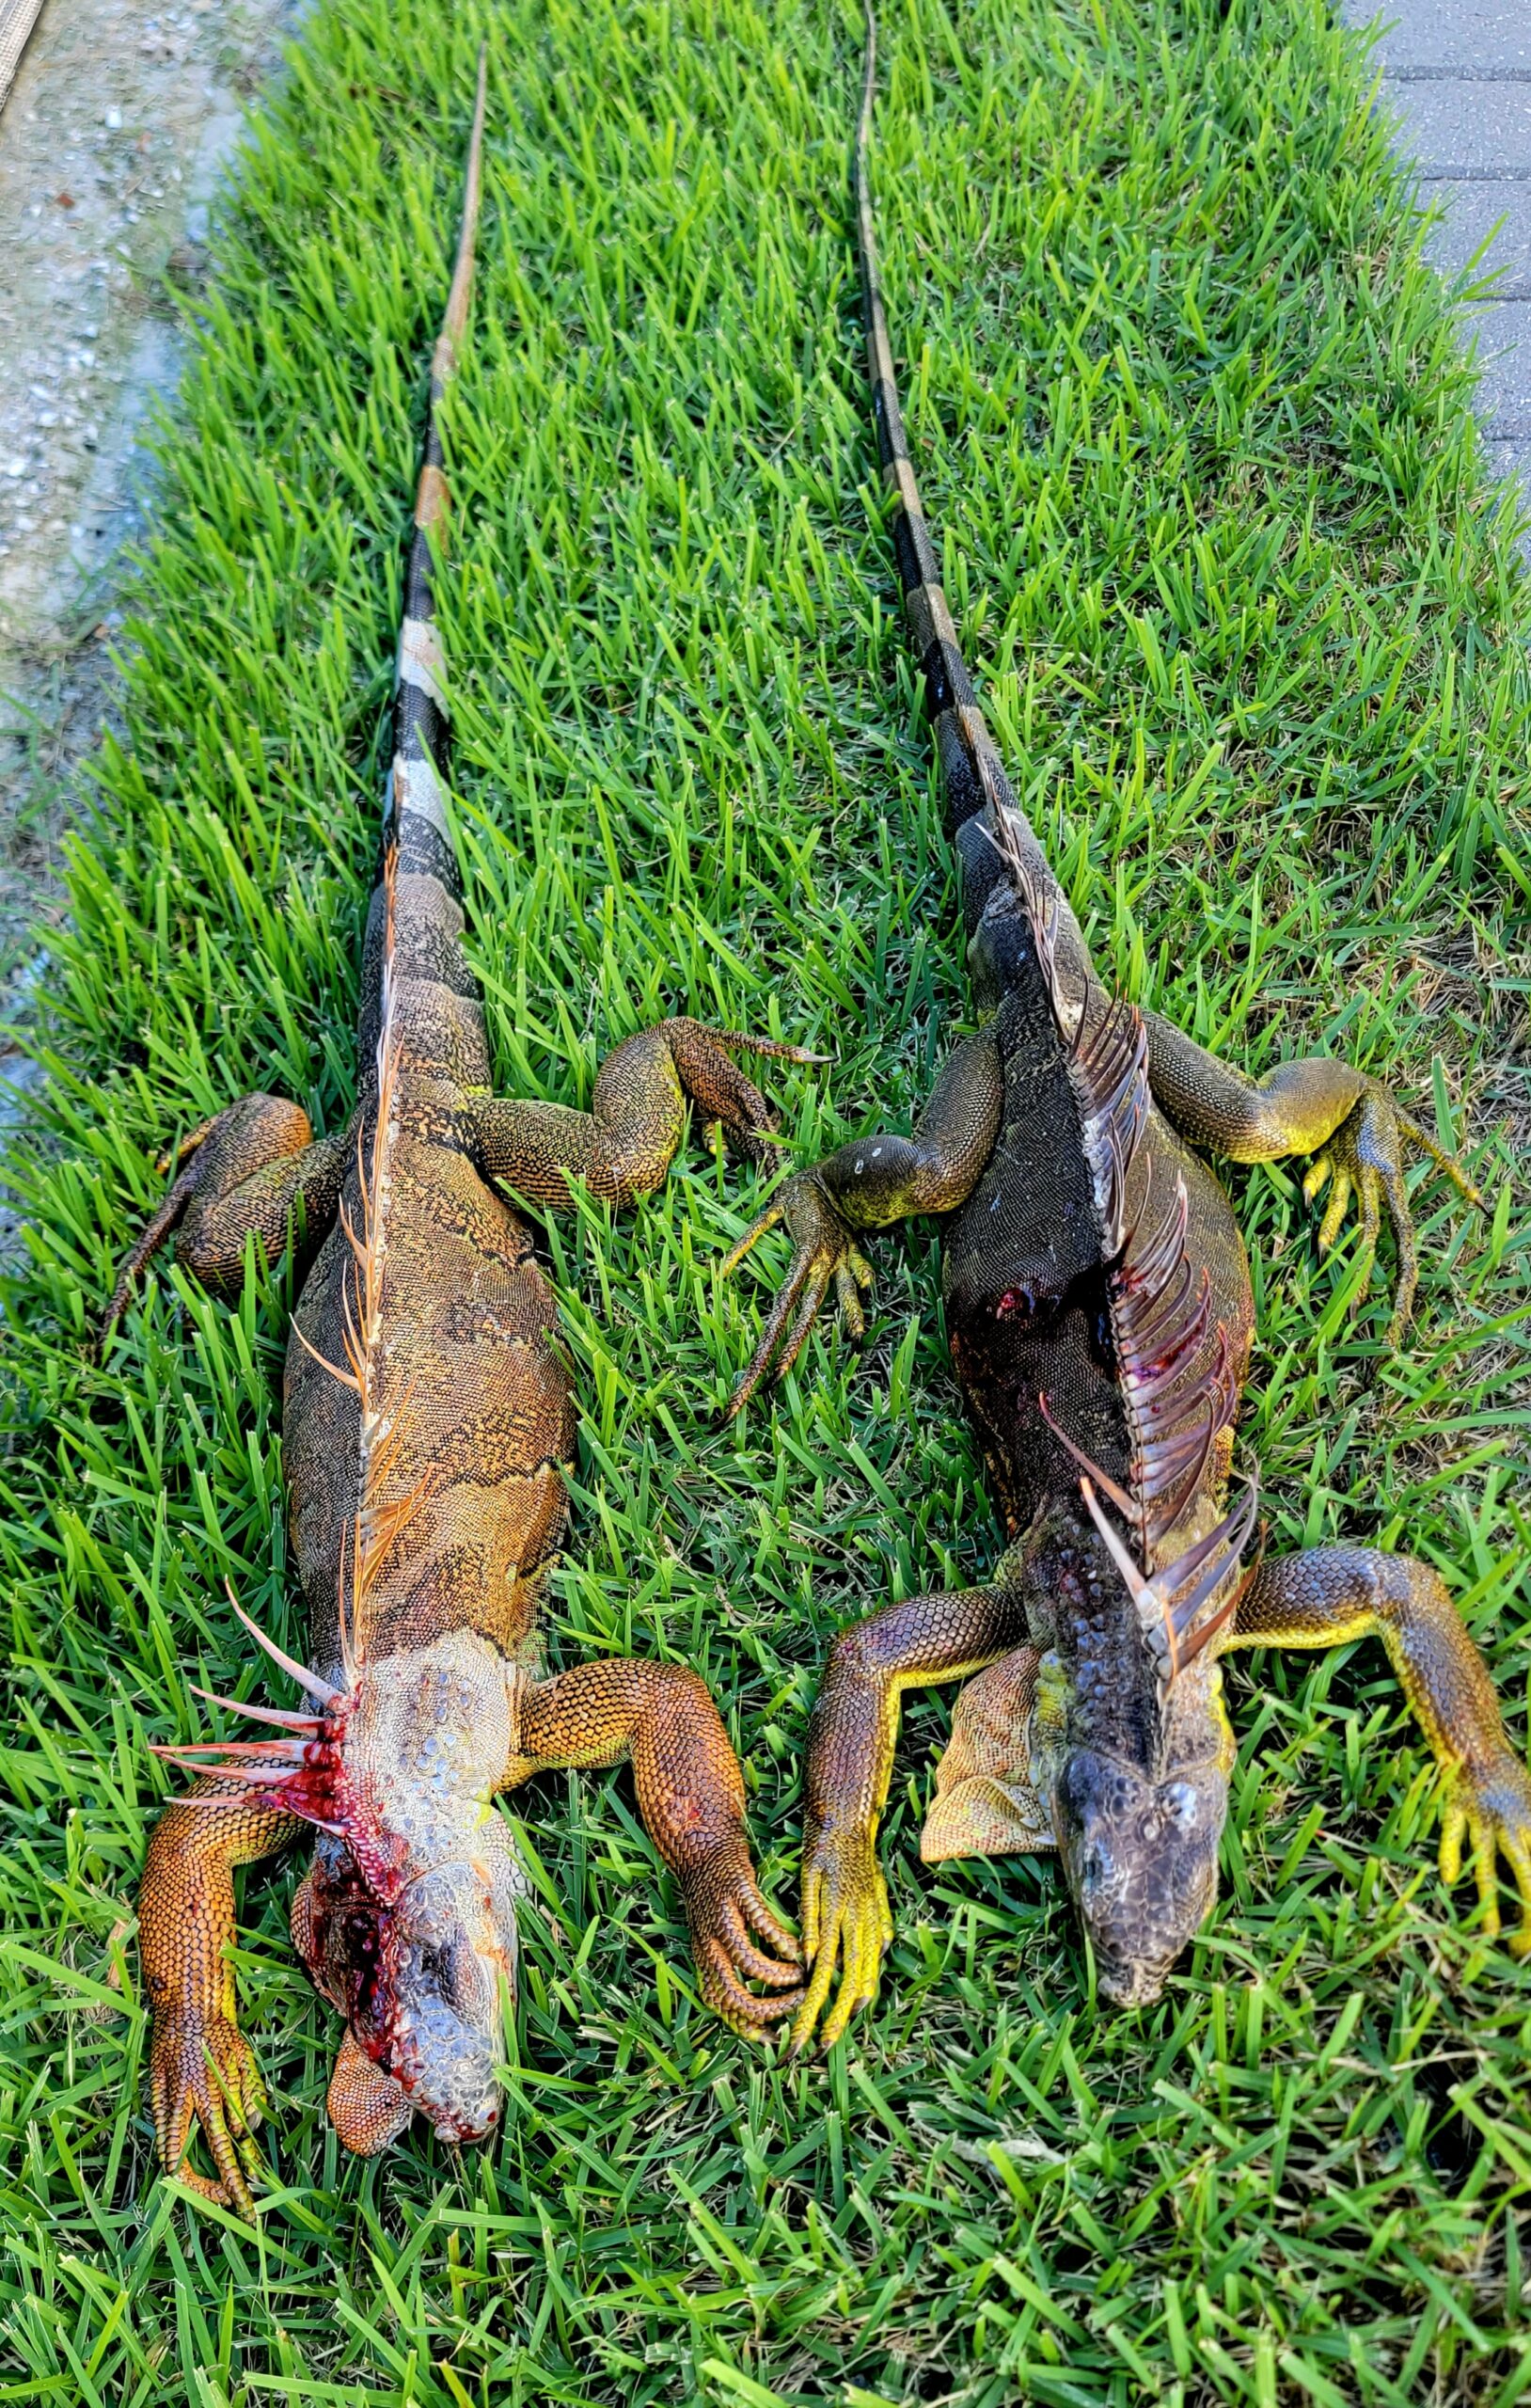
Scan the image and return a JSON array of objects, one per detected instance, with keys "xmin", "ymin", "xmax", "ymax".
[
  {"xmin": 292, "ymin": 847, "xmax": 427, "ymax": 1651},
  {"xmin": 980, "ymin": 798, "xmax": 1251, "ymax": 1679}
]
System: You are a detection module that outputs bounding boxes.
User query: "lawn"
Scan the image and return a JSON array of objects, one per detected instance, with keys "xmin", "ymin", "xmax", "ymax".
[{"xmin": 2, "ymin": 0, "xmax": 1530, "ymax": 2398}]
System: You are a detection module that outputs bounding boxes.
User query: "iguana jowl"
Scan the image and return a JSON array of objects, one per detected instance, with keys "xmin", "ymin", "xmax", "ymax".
[
  {"xmin": 107, "ymin": 59, "xmax": 804, "ymax": 2209},
  {"xmin": 727, "ymin": 20, "xmax": 1531, "ymax": 2046}
]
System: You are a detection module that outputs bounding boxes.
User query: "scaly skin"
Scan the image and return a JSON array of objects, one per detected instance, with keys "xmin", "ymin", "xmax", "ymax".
[
  {"xmin": 110, "ymin": 59, "xmax": 803, "ymax": 2211},
  {"xmin": 726, "ymin": 16, "xmax": 1525, "ymax": 2048}
]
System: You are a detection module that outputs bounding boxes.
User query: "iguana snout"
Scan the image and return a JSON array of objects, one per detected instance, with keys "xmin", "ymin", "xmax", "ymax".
[
  {"xmin": 299, "ymin": 1836, "xmax": 521, "ymax": 2147},
  {"xmin": 1053, "ymin": 1748, "xmax": 1226, "ymax": 2009}
]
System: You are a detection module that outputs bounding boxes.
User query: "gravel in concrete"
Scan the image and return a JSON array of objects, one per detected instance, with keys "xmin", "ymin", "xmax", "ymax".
[{"xmin": 1363, "ymin": 0, "xmax": 1531, "ymax": 80}]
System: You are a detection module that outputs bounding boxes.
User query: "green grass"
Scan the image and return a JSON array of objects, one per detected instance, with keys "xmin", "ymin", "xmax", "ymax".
[{"xmin": 1, "ymin": 0, "xmax": 1530, "ymax": 2396}]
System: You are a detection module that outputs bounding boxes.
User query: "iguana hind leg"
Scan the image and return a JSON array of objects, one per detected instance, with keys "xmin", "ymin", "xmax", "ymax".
[
  {"xmin": 1229, "ymin": 1547, "xmax": 1531, "ymax": 1949},
  {"xmin": 1143, "ymin": 1012, "xmax": 1482, "ymax": 1341},
  {"xmin": 472, "ymin": 1017, "xmax": 819, "ymax": 1209},
  {"xmin": 921, "ymin": 1647, "xmax": 1053, "ymax": 1863},
  {"xmin": 137, "ymin": 1783, "xmax": 299, "ymax": 2212},
  {"xmin": 793, "ymin": 1577, "xmax": 1033, "ymax": 2050},
  {"xmin": 104, "ymin": 1095, "xmax": 347, "ymax": 1333},
  {"xmin": 505, "ymin": 1656, "xmax": 804, "ymax": 2035}
]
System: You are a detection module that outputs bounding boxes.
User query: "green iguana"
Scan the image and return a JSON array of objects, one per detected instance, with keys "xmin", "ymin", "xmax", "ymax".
[
  {"xmin": 106, "ymin": 58, "xmax": 803, "ymax": 2210},
  {"xmin": 725, "ymin": 18, "xmax": 1530, "ymax": 2047}
]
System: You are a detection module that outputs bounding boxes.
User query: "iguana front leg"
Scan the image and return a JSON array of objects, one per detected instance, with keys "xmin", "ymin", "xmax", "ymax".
[
  {"xmin": 1228, "ymin": 1548, "xmax": 1531, "ymax": 1948},
  {"xmin": 504, "ymin": 1657, "xmax": 804, "ymax": 2033},
  {"xmin": 472, "ymin": 1018, "xmax": 819, "ymax": 1207},
  {"xmin": 792, "ymin": 1578, "xmax": 1034, "ymax": 2049},
  {"xmin": 724, "ymin": 1026, "xmax": 1002, "ymax": 1410},
  {"xmin": 137, "ymin": 1784, "xmax": 299, "ymax": 2212},
  {"xmin": 1143, "ymin": 1014, "xmax": 1483, "ymax": 1341},
  {"xmin": 103, "ymin": 1095, "xmax": 347, "ymax": 1333}
]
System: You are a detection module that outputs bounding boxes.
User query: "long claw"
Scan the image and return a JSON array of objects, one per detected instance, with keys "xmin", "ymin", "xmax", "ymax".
[
  {"xmin": 1302, "ymin": 1152, "xmax": 1334, "ymax": 1208},
  {"xmin": 1377, "ymin": 1154, "xmax": 1418, "ymax": 1346},
  {"xmin": 1476, "ymin": 1823, "xmax": 1502, "ymax": 1939},
  {"xmin": 789, "ymin": 1836, "xmax": 890, "ymax": 2052},
  {"xmin": 720, "ymin": 1203, "xmax": 784, "ymax": 1278},
  {"xmin": 722, "ymin": 1170, "xmax": 871, "ymax": 1418},
  {"xmin": 1316, "ymin": 1170, "xmax": 1351, "ymax": 1254},
  {"xmin": 720, "ymin": 1901, "xmax": 804, "ymax": 1988},
  {"xmin": 767, "ymin": 1259, "xmax": 835, "ymax": 1388},
  {"xmin": 834, "ymin": 1259, "xmax": 867, "ymax": 1343},
  {"xmin": 727, "ymin": 1244, "xmax": 816, "ymax": 1417},
  {"xmin": 739, "ymin": 1884, "xmax": 802, "ymax": 1966},
  {"xmin": 715, "ymin": 1032, "xmax": 832, "ymax": 1068},
  {"xmin": 1397, "ymin": 1110, "xmax": 1486, "ymax": 1212}
]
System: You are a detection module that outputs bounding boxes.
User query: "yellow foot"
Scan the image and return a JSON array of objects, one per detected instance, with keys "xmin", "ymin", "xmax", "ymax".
[
  {"xmin": 790, "ymin": 1827, "xmax": 893, "ymax": 2051},
  {"xmin": 1440, "ymin": 1755, "xmax": 1531, "ymax": 1956},
  {"xmin": 1303, "ymin": 1083, "xmax": 1484, "ymax": 1344}
]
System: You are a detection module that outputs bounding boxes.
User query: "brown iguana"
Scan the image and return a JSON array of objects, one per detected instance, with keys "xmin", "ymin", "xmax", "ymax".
[
  {"xmin": 724, "ymin": 16, "xmax": 1530, "ymax": 2047},
  {"xmin": 105, "ymin": 57, "xmax": 803, "ymax": 2209}
]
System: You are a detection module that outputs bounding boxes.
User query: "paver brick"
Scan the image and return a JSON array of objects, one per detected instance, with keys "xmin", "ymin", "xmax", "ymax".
[
  {"xmin": 1481, "ymin": 441, "xmax": 1531, "ymax": 541},
  {"xmin": 1466, "ymin": 301, "xmax": 1531, "ymax": 435},
  {"xmin": 1379, "ymin": 77, "xmax": 1531, "ymax": 178},
  {"xmin": 1351, "ymin": 0, "xmax": 1531, "ymax": 78},
  {"xmin": 1421, "ymin": 181, "xmax": 1531, "ymax": 296}
]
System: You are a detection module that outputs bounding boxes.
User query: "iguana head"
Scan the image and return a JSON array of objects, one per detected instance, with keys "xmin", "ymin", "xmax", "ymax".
[
  {"xmin": 165, "ymin": 1615, "xmax": 523, "ymax": 2150},
  {"xmin": 1051, "ymin": 1744, "xmax": 1227, "ymax": 2007},
  {"xmin": 1040, "ymin": 1479, "xmax": 1253, "ymax": 2006}
]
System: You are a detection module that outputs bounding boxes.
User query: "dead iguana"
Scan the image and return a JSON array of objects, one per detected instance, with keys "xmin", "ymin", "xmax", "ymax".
[
  {"xmin": 105, "ymin": 57, "xmax": 803, "ymax": 2209},
  {"xmin": 725, "ymin": 17, "xmax": 1530, "ymax": 2046}
]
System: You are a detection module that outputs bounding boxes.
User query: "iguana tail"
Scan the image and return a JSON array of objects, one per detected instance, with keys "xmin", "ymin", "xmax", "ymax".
[
  {"xmin": 854, "ymin": 12, "xmax": 1010, "ymax": 839},
  {"xmin": 853, "ymin": 9, "xmax": 1088, "ymax": 996},
  {"xmin": 383, "ymin": 45, "xmax": 488, "ymax": 890}
]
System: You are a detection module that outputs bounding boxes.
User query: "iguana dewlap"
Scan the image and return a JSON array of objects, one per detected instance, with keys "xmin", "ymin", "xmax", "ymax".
[
  {"xmin": 107, "ymin": 59, "xmax": 804, "ymax": 2209},
  {"xmin": 726, "ymin": 16, "xmax": 1530, "ymax": 2046}
]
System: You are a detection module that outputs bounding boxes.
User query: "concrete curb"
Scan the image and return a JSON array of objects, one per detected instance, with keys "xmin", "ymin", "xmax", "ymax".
[{"xmin": 0, "ymin": 0, "xmax": 45, "ymax": 120}]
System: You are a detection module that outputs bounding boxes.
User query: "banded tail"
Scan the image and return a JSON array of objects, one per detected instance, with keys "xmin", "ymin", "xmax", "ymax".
[
  {"xmin": 854, "ymin": 21, "xmax": 1247, "ymax": 1672},
  {"xmin": 854, "ymin": 13, "xmax": 1013, "ymax": 838},
  {"xmin": 385, "ymin": 45, "xmax": 489, "ymax": 876}
]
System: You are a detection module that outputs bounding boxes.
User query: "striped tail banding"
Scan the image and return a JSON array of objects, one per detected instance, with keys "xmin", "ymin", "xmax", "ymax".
[
  {"xmin": 855, "ymin": 12, "xmax": 1009, "ymax": 838},
  {"xmin": 385, "ymin": 44, "xmax": 489, "ymax": 902},
  {"xmin": 853, "ymin": 37, "xmax": 1255, "ymax": 1656}
]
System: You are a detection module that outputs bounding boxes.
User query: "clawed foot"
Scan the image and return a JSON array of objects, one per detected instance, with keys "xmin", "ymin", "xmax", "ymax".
[
  {"xmin": 671, "ymin": 1022, "xmax": 827, "ymax": 1173},
  {"xmin": 150, "ymin": 2006, "xmax": 268, "ymax": 2214},
  {"xmin": 1302, "ymin": 1083, "xmax": 1484, "ymax": 1344},
  {"xmin": 721, "ymin": 1172, "xmax": 875, "ymax": 1415},
  {"xmin": 1440, "ymin": 1755, "xmax": 1531, "ymax": 1955},
  {"xmin": 682, "ymin": 1849, "xmax": 804, "ymax": 2037},
  {"xmin": 790, "ymin": 1826, "xmax": 892, "ymax": 2052}
]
